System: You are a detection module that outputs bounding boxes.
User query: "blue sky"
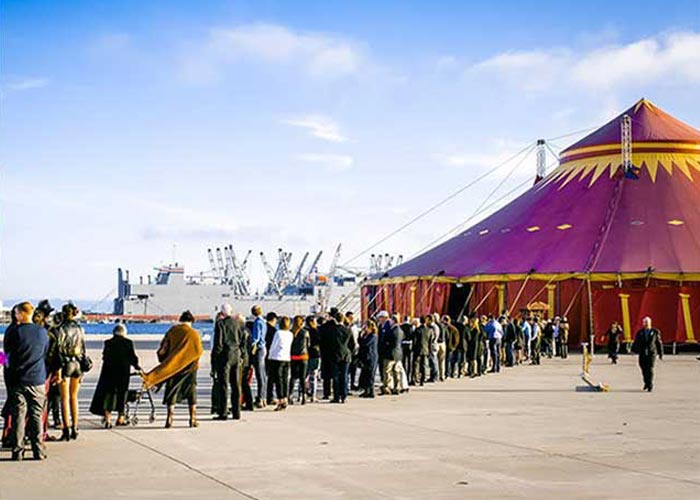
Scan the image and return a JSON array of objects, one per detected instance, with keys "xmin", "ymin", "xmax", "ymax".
[{"xmin": 2, "ymin": 0, "xmax": 700, "ymax": 302}]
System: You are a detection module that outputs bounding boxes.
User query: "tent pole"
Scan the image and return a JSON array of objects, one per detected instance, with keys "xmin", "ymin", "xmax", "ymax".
[
  {"xmin": 587, "ymin": 277, "xmax": 594, "ymax": 355},
  {"xmin": 456, "ymin": 283, "xmax": 476, "ymax": 320}
]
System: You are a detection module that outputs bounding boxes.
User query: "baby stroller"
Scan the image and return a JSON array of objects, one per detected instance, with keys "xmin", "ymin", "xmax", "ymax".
[{"xmin": 123, "ymin": 373, "xmax": 156, "ymax": 426}]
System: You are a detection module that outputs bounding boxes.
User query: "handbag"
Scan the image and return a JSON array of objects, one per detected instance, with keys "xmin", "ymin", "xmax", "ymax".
[{"xmin": 80, "ymin": 354, "xmax": 94, "ymax": 373}]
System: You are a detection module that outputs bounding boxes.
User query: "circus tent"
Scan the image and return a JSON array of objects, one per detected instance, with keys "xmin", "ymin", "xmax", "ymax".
[{"xmin": 362, "ymin": 98, "xmax": 700, "ymax": 346}]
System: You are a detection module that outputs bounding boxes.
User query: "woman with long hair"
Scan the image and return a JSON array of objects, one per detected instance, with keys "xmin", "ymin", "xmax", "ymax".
[
  {"xmin": 358, "ymin": 320, "xmax": 378, "ymax": 398},
  {"xmin": 53, "ymin": 303, "xmax": 86, "ymax": 441},
  {"xmin": 268, "ymin": 316, "xmax": 293, "ymax": 411},
  {"xmin": 289, "ymin": 316, "xmax": 309, "ymax": 405}
]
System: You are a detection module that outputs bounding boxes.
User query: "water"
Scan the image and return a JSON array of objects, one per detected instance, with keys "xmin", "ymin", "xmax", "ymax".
[{"xmin": 0, "ymin": 321, "xmax": 214, "ymax": 337}]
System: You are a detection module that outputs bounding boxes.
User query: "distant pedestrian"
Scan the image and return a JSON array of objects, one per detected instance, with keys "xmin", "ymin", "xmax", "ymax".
[
  {"xmin": 606, "ymin": 321, "xmax": 623, "ymax": 364},
  {"xmin": 559, "ymin": 317, "xmax": 570, "ymax": 359},
  {"xmin": 631, "ymin": 317, "xmax": 663, "ymax": 392}
]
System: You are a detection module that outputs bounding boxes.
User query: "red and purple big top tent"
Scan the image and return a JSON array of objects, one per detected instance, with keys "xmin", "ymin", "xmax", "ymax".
[{"xmin": 362, "ymin": 98, "xmax": 700, "ymax": 346}]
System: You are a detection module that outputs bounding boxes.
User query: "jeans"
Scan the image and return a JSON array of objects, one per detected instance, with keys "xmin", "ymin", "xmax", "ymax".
[
  {"xmin": 9, "ymin": 384, "xmax": 46, "ymax": 455},
  {"xmin": 252, "ymin": 345, "xmax": 267, "ymax": 403},
  {"xmin": 448, "ymin": 351, "xmax": 463, "ymax": 377},
  {"xmin": 241, "ymin": 363, "xmax": 254, "ymax": 410},
  {"xmin": 307, "ymin": 357, "xmax": 320, "ymax": 399},
  {"xmin": 489, "ymin": 338, "xmax": 502, "ymax": 372},
  {"xmin": 429, "ymin": 351, "xmax": 438, "ymax": 381},
  {"xmin": 505, "ymin": 342, "xmax": 514, "ymax": 367},
  {"xmin": 289, "ymin": 360, "xmax": 308, "ymax": 401},
  {"xmin": 359, "ymin": 360, "xmax": 377, "ymax": 395},
  {"xmin": 333, "ymin": 361, "xmax": 350, "ymax": 401}
]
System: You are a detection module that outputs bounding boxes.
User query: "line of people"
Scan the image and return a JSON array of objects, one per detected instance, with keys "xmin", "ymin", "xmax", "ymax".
[{"xmin": 2, "ymin": 299, "xmax": 665, "ymax": 462}]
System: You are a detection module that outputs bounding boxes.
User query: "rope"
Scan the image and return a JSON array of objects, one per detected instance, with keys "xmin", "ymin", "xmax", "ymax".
[
  {"xmin": 341, "ymin": 141, "xmax": 536, "ymax": 266},
  {"xmin": 507, "ymin": 274, "xmax": 532, "ymax": 313},
  {"xmin": 409, "ymin": 145, "xmax": 543, "ymax": 259},
  {"xmin": 562, "ymin": 279, "xmax": 587, "ymax": 317},
  {"xmin": 472, "ymin": 284, "xmax": 497, "ymax": 313}
]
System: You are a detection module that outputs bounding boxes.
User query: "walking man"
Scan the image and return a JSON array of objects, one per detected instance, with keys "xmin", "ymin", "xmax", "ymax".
[{"xmin": 631, "ymin": 317, "xmax": 663, "ymax": 392}]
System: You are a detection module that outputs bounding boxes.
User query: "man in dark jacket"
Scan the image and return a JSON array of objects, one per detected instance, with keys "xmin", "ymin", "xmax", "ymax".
[
  {"xmin": 211, "ymin": 304, "xmax": 245, "ymax": 420},
  {"xmin": 3, "ymin": 302, "xmax": 49, "ymax": 460},
  {"xmin": 412, "ymin": 316, "xmax": 432, "ymax": 386},
  {"xmin": 444, "ymin": 316, "xmax": 461, "ymax": 378},
  {"xmin": 380, "ymin": 314, "xmax": 406, "ymax": 395},
  {"xmin": 631, "ymin": 316, "xmax": 663, "ymax": 392},
  {"xmin": 328, "ymin": 312, "xmax": 356, "ymax": 403},
  {"xmin": 318, "ymin": 312, "xmax": 338, "ymax": 400},
  {"xmin": 400, "ymin": 317, "xmax": 414, "ymax": 386}
]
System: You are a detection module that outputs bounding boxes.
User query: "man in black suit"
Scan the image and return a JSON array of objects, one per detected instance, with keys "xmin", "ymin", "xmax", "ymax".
[
  {"xmin": 211, "ymin": 304, "xmax": 245, "ymax": 420},
  {"xmin": 328, "ymin": 311, "xmax": 356, "ymax": 403},
  {"xmin": 412, "ymin": 316, "xmax": 432, "ymax": 386},
  {"xmin": 631, "ymin": 316, "xmax": 663, "ymax": 392}
]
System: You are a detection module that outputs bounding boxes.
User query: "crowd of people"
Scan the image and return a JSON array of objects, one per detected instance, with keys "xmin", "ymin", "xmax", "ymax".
[{"xmin": 1, "ymin": 299, "xmax": 666, "ymax": 461}]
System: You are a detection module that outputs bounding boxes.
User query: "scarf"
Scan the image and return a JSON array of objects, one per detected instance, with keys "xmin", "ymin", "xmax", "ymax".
[{"xmin": 142, "ymin": 323, "xmax": 203, "ymax": 388}]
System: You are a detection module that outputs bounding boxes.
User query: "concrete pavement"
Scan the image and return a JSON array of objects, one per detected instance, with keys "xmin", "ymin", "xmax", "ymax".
[{"xmin": 1, "ymin": 348, "xmax": 699, "ymax": 499}]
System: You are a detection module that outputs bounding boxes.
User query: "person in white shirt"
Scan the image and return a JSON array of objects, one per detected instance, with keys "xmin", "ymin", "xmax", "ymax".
[{"xmin": 268, "ymin": 316, "xmax": 294, "ymax": 411}]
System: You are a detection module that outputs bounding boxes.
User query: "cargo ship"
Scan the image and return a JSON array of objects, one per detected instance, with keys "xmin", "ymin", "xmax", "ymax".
[{"xmin": 113, "ymin": 244, "xmax": 398, "ymax": 319}]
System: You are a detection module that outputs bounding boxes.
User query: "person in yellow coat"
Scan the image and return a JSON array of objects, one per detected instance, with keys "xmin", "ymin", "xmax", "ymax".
[{"xmin": 142, "ymin": 311, "xmax": 203, "ymax": 428}]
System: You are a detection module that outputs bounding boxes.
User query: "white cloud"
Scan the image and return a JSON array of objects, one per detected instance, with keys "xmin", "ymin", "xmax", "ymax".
[
  {"xmin": 297, "ymin": 153, "xmax": 354, "ymax": 172},
  {"xmin": 183, "ymin": 23, "xmax": 365, "ymax": 83},
  {"xmin": 5, "ymin": 77, "xmax": 49, "ymax": 91},
  {"xmin": 471, "ymin": 30, "xmax": 700, "ymax": 92},
  {"xmin": 283, "ymin": 115, "xmax": 348, "ymax": 142}
]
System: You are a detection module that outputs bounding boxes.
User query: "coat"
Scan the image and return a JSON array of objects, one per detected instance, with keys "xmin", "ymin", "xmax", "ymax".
[
  {"xmin": 358, "ymin": 332, "xmax": 378, "ymax": 368},
  {"xmin": 412, "ymin": 325, "xmax": 432, "ymax": 356},
  {"xmin": 211, "ymin": 316, "xmax": 244, "ymax": 367},
  {"xmin": 631, "ymin": 328, "xmax": 663, "ymax": 359},
  {"xmin": 328, "ymin": 323, "xmax": 356, "ymax": 363},
  {"xmin": 142, "ymin": 323, "xmax": 203, "ymax": 389},
  {"xmin": 89, "ymin": 335, "xmax": 140, "ymax": 415},
  {"xmin": 380, "ymin": 323, "xmax": 403, "ymax": 361}
]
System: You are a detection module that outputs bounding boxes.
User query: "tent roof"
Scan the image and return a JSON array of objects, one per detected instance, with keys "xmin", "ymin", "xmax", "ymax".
[{"xmin": 384, "ymin": 99, "xmax": 700, "ymax": 282}]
